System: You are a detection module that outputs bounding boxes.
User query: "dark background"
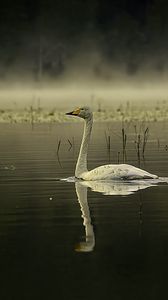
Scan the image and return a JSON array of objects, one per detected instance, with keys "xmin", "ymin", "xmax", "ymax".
[{"xmin": 0, "ymin": 0, "xmax": 168, "ymax": 81}]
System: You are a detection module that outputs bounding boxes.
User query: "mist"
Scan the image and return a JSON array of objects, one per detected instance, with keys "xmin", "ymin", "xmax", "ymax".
[{"xmin": 1, "ymin": 0, "xmax": 168, "ymax": 109}]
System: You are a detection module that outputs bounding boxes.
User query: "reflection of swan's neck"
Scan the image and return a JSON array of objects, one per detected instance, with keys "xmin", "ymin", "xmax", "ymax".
[
  {"xmin": 75, "ymin": 117, "xmax": 93, "ymax": 178},
  {"xmin": 75, "ymin": 182, "xmax": 95, "ymax": 252}
]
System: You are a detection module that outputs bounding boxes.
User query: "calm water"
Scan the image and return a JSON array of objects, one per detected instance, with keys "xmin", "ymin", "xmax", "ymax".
[{"xmin": 0, "ymin": 122, "xmax": 168, "ymax": 300}]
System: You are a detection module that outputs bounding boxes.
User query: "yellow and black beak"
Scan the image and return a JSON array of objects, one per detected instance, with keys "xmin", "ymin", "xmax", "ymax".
[{"xmin": 66, "ymin": 108, "xmax": 81, "ymax": 116}]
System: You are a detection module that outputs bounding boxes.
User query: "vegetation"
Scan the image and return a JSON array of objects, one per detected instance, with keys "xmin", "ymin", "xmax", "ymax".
[{"xmin": 1, "ymin": 101, "xmax": 168, "ymax": 123}]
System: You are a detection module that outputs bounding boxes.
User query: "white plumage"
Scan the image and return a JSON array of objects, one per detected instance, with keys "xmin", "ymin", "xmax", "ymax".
[{"xmin": 80, "ymin": 163, "xmax": 157, "ymax": 180}]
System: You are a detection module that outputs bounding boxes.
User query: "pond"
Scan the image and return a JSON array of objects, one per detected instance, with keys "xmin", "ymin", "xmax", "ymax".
[{"xmin": 0, "ymin": 122, "xmax": 168, "ymax": 300}]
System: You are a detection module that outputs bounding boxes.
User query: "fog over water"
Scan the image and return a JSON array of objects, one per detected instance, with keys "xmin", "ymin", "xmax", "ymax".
[
  {"xmin": 1, "ymin": 49, "xmax": 168, "ymax": 110},
  {"xmin": 0, "ymin": 78, "xmax": 168, "ymax": 110},
  {"xmin": 1, "ymin": 0, "xmax": 168, "ymax": 110}
]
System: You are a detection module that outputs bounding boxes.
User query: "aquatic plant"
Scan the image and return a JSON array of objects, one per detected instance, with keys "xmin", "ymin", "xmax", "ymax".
[
  {"xmin": 142, "ymin": 127, "xmax": 149, "ymax": 158},
  {"xmin": 1, "ymin": 101, "xmax": 168, "ymax": 123},
  {"xmin": 134, "ymin": 123, "xmax": 149, "ymax": 165},
  {"xmin": 57, "ymin": 139, "xmax": 61, "ymax": 155},
  {"xmin": 122, "ymin": 127, "xmax": 127, "ymax": 163}
]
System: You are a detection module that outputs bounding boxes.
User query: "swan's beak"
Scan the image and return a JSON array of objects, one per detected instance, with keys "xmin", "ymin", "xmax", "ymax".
[
  {"xmin": 66, "ymin": 108, "xmax": 80, "ymax": 116},
  {"xmin": 66, "ymin": 111, "xmax": 74, "ymax": 115}
]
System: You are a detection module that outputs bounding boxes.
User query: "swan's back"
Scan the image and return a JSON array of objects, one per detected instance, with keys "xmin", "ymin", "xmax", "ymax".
[{"xmin": 80, "ymin": 164, "xmax": 158, "ymax": 181}]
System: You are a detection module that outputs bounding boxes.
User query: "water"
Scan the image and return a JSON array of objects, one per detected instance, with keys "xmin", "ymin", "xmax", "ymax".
[{"xmin": 0, "ymin": 122, "xmax": 168, "ymax": 299}]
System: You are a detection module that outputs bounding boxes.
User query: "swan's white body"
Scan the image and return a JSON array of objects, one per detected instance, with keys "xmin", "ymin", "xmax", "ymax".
[
  {"xmin": 78, "ymin": 164, "xmax": 157, "ymax": 181},
  {"xmin": 66, "ymin": 107, "xmax": 158, "ymax": 181}
]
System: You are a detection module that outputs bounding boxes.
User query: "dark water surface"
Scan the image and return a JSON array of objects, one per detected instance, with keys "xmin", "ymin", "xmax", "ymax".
[{"xmin": 0, "ymin": 122, "xmax": 168, "ymax": 300}]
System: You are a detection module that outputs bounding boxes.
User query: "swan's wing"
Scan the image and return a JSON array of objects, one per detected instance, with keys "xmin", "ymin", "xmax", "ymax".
[{"xmin": 82, "ymin": 164, "xmax": 158, "ymax": 180}]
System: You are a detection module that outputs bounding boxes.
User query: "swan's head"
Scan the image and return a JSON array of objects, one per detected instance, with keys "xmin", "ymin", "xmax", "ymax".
[{"xmin": 66, "ymin": 106, "xmax": 93, "ymax": 120}]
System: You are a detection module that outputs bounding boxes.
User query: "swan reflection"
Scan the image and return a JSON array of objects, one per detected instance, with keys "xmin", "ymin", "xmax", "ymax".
[
  {"xmin": 78, "ymin": 179, "xmax": 158, "ymax": 196},
  {"xmin": 74, "ymin": 178, "xmax": 168, "ymax": 253},
  {"xmin": 75, "ymin": 182, "xmax": 95, "ymax": 253}
]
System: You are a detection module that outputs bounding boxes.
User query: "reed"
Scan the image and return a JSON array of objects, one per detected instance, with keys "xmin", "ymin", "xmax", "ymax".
[
  {"xmin": 30, "ymin": 105, "xmax": 34, "ymax": 129},
  {"xmin": 57, "ymin": 139, "xmax": 61, "ymax": 155},
  {"xmin": 137, "ymin": 134, "xmax": 141, "ymax": 165},
  {"xmin": 122, "ymin": 127, "xmax": 127, "ymax": 163},
  {"xmin": 117, "ymin": 151, "xmax": 120, "ymax": 163},
  {"xmin": 56, "ymin": 139, "xmax": 62, "ymax": 167},
  {"xmin": 104, "ymin": 131, "xmax": 111, "ymax": 151},
  {"xmin": 157, "ymin": 138, "xmax": 160, "ymax": 150},
  {"xmin": 134, "ymin": 124, "xmax": 141, "ymax": 165},
  {"xmin": 134, "ymin": 123, "xmax": 149, "ymax": 165},
  {"xmin": 142, "ymin": 127, "xmax": 149, "ymax": 158},
  {"xmin": 68, "ymin": 139, "xmax": 72, "ymax": 151},
  {"xmin": 104, "ymin": 130, "xmax": 111, "ymax": 162}
]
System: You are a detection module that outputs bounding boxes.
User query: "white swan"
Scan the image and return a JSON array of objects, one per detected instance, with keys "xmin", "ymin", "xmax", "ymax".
[{"xmin": 66, "ymin": 107, "xmax": 158, "ymax": 180}]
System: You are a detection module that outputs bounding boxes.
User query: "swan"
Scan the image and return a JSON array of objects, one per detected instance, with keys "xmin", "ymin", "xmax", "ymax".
[{"xmin": 66, "ymin": 106, "xmax": 158, "ymax": 180}]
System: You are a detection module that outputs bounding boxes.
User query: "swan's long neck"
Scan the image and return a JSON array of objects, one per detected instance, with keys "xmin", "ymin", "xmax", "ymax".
[{"xmin": 75, "ymin": 116, "xmax": 93, "ymax": 178}]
